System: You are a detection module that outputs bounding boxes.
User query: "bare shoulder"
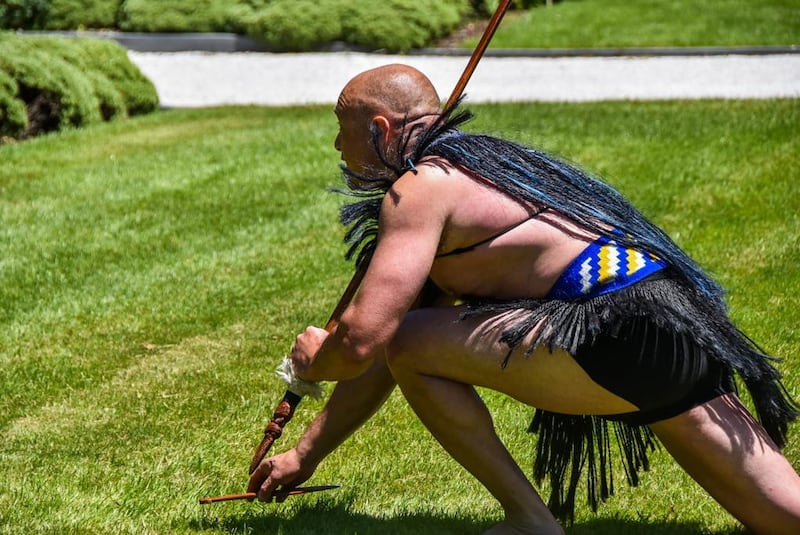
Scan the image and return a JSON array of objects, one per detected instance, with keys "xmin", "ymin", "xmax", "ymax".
[
  {"xmin": 380, "ymin": 161, "xmax": 450, "ymax": 215},
  {"xmin": 394, "ymin": 158, "xmax": 464, "ymax": 188},
  {"xmin": 384, "ymin": 159, "xmax": 470, "ymax": 208}
]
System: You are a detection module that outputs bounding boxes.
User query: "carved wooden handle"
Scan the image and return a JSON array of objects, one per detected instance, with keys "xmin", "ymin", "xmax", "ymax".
[{"xmin": 248, "ymin": 391, "xmax": 301, "ymax": 475}]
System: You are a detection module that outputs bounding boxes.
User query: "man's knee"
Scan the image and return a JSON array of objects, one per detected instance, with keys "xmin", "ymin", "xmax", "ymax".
[
  {"xmin": 385, "ymin": 311, "xmax": 430, "ymax": 376},
  {"xmin": 385, "ymin": 319, "xmax": 412, "ymax": 374}
]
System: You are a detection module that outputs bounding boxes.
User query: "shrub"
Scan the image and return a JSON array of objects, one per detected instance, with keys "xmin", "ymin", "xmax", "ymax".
[
  {"xmin": 44, "ymin": 0, "xmax": 122, "ymax": 30},
  {"xmin": 245, "ymin": 0, "xmax": 470, "ymax": 52},
  {"xmin": 0, "ymin": 39, "xmax": 102, "ymax": 136},
  {"xmin": 0, "ymin": 0, "xmax": 49, "ymax": 29},
  {"xmin": 341, "ymin": 0, "xmax": 469, "ymax": 51},
  {"xmin": 0, "ymin": 33, "xmax": 158, "ymax": 140},
  {"xmin": 65, "ymin": 37, "xmax": 159, "ymax": 116},
  {"xmin": 244, "ymin": 0, "xmax": 343, "ymax": 51},
  {"xmin": 118, "ymin": 0, "xmax": 240, "ymax": 33},
  {"xmin": 0, "ymin": 68, "xmax": 27, "ymax": 138},
  {"xmin": 2, "ymin": 0, "xmax": 481, "ymax": 51},
  {"xmin": 0, "ymin": 0, "xmax": 122, "ymax": 30},
  {"xmin": 224, "ymin": 0, "xmax": 269, "ymax": 34},
  {"xmin": 14, "ymin": 35, "xmax": 128, "ymax": 120}
]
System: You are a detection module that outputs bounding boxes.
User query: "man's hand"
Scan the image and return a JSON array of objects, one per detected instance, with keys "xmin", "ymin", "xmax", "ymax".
[
  {"xmin": 291, "ymin": 326, "xmax": 329, "ymax": 380},
  {"xmin": 246, "ymin": 448, "xmax": 316, "ymax": 502}
]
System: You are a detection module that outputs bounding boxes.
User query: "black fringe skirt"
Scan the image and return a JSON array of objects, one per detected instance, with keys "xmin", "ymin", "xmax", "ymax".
[{"xmin": 463, "ymin": 272, "xmax": 798, "ymax": 523}]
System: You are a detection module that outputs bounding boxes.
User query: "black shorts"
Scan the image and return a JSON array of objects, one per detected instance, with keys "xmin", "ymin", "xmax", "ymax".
[{"xmin": 574, "ymin": 315, "xmax": 736, "ymax": 425}]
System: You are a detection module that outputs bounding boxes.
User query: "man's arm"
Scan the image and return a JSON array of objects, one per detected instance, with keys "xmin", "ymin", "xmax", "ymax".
[
  {"xmin": 247, "ymin": 276, "xmax": 457, "ymax": 500},
  {"xmin": 248, "ymin": 166, "xmax": 455, "ymax": 498},
  {"xmin": 293, "ymin": 167, "xmax": 449, "ymax": 382},
  {"xmin": 294, "ymin": 353, "xmax": 396, "ymax": 466},
  {"xmin": 247, "ymin": 334, "xmax": 396, "ymax": 500}
]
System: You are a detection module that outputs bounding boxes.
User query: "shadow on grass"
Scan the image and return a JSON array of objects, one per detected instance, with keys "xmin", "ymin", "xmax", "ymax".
[
  {"xmin": 192, "ymin": 501, "xmax": 484, "ymax": 534},
  {"xmin": 191, "ymin": 502, "xmax": 744, "ymax": 534},
  {"xmin": 570, "ymin": 517, "xmax": 745, "ymax": 535}
]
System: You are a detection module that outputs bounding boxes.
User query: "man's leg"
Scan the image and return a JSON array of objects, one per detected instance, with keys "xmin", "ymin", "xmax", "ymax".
[
  {"xmin": 385, "ymin": 307, "xmax": 638, "ymax": 534},
  {"xmin": 393, "ymin": 372, "xmax": 562, "ymax": 535},
  {"xmin": 649, "ymin": 393, "xmax": 800, "ymax": 535}
]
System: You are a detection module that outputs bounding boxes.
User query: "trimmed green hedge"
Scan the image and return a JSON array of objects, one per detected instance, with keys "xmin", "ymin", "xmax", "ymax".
[
  {"xmin": 0, "ymin": 32, "xmax": 158, "ymax": 141},
  {"xmin": 120, "ymin": 0, "xmax": 472, "ymax": 51},
  {"xmin": 118, "ymin": 0, "xmax": 243, "ymax": 33},
  {"xmin": 243, "ymin": 0, "xmax": 469, "ymax": 52},
  {"xmin": 69, "ymin": 36, "xmax": 160, "ymax": 116},
  {"xmin": 45, "ymin": 0, "xmax": 122, "ymax": 30},
  {"xmin": 0, "ymin": 0, "xmax": 121, "ymax": 30},
  {"xmin": 239, "ymin": 0, "xmax": 470, "ymax": 51},
  {"xmin": 1, "ymin": 0, "xmax": 487, "ymax": 52},
  {"xmin": 242, "ymin": 1, "xmax": 342, "ymax": 51},
  {"xmin": 0, "ymin": 0, "xmax": 49, "ymax": 29},
  {"xmin": 341, "ymin": 0, "xmax": 467, "ymax": 51}
]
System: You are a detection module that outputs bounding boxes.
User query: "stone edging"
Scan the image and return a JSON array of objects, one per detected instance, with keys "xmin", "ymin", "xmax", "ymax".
[{"xmin": 17, "ymin": 30, "xmax": 799, "ymax": 56}]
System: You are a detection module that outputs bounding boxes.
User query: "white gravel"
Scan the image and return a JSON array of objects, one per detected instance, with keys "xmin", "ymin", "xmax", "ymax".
[{"xmin": 128, "ymin": 51, "xmax": 800, "ymax": 108}]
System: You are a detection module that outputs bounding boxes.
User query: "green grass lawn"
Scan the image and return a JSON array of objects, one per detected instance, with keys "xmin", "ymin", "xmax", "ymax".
[
  {"xmin": 461, "ymin": 0, "xmax": 800, "ymax": 49},
  {"xmin": 1, "ymin": 99, "xmax": 798, "ymax": 534}
]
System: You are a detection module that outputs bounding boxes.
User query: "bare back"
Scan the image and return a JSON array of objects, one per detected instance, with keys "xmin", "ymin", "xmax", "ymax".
[{"xmin": 418, "ymin": 160, "xmax": 597, "ymax": 300}]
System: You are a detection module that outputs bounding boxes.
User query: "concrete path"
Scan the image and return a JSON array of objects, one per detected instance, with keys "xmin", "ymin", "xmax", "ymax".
[{"xmin": 128, "ymin": 51, "xmax": 800, "ymax": 108}]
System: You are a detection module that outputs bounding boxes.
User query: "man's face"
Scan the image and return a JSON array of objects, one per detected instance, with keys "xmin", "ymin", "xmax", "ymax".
[{"xmin": 334, "ymin": 96, "xmax": 383, "ymax": 176}]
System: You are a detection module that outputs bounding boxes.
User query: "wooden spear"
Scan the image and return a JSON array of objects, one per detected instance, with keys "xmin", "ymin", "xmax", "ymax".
[
  {"xmin": 200, "ymin": 0, "xmax": 513, "ymax": 504},
  {"xmin": 248, "ymin": 0, "xmax": 512, "ymax": 478}
]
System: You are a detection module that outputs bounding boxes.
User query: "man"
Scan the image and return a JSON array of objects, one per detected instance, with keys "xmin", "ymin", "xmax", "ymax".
[{"xmin": 247, "ymin": 64, "xmax": 800, "ymax": 534}]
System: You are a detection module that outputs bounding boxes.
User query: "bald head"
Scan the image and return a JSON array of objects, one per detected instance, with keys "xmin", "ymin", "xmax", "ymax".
[
  {"xmin": 337, "ymin": 64, "xmax": 441, "ymax": 121},
  {"xmin": 333, "ymin": 65, "xmax": 442, "ymax": 175}
]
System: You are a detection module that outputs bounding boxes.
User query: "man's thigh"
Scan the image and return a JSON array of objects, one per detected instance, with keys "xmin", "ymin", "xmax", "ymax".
[{"xmin": 389, "ymin": 306, "xmax": 639, "ymax": 416}]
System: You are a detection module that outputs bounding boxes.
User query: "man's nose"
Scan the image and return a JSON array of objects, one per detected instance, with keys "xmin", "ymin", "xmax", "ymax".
[{"xmin": 334, "ymin": 133, "xmax": 341, "ymax": 151}]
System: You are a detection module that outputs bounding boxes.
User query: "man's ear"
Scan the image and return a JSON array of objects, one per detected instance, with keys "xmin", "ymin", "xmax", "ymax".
[{"xmin": 371, "ymin": 115, "xmax": 392, "ymax": 146}]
